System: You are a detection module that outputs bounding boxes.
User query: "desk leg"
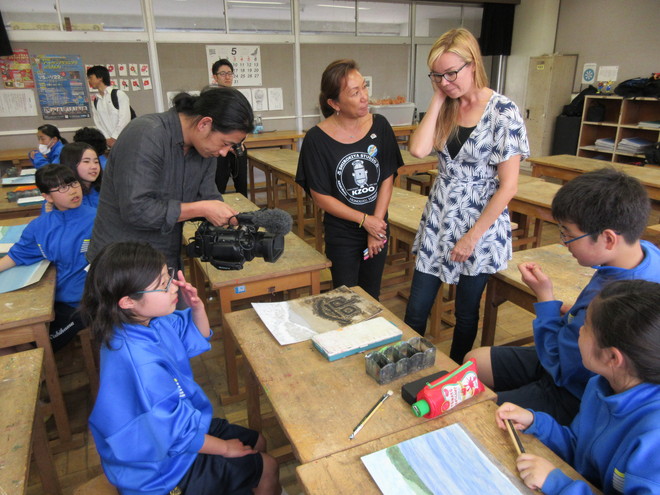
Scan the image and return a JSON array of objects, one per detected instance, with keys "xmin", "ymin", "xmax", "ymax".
[
  {"xmin": 219, "ymin": 293, "xmax": 241, "ymax": 400},
  {"xmin": 248, "ymin": 160, "xmax": 256, "ymax": 203},
  {"xmin": 32, "ymin": 323, "xmax": 72, "ymax": 445},
  {"xmin": 265, "ymin": 168, "xmax": 273, "ymax": 208},
  {"xmin": 310, "ymin": 271, "xmax": 321, "ymax": 295},
  {"xmin": 533, "ymin": 218, "xmax": 544, "ymax": 249},
  {"xmin": 480, "ymin": 279, "xmax": 506, "ymax": 347},
  {"xmin": 246, "ymin": 365, "xmax": 262, "ymax": 431},
  {"xmin": 296, "ymin": 188, "xmax": 305, "ymax": 240},
  {"xmin": 32, "ymin": 392, "xmax": 62, "ymax": 495}
]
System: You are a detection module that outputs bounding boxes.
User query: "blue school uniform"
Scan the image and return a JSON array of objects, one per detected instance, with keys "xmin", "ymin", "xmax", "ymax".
[
  {"xmin": 7, "ymin": 204, "xmax": 95, "ymax": 305},
  {"xmin": 89, "ymin": 310, "xmax": 213, "ymax": 495},
  {"xmin": 82, "ymin": 187, "xmax": 100, "ymax": 209},
  {"xmin": 526, "ymin": 375, "xmax": 660, "ymax": 494},
  {"xmin": 29, "ymin": 139, "xmax": 64, "ymax": 169}
]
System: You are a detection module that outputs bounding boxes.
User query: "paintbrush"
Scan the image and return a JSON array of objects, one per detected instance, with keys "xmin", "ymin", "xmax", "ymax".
[
  {"xmin": 349, "ymin": 390, "xmax": 393, "ymax": 440},
  {"xmin": 505, "ymin": 419, "xmax": 526, "ymax": 455}
]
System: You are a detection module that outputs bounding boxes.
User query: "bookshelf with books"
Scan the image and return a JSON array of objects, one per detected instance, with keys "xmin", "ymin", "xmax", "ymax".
[{"xmin": 577, "ymin": 95, "xmax": 660, "ymax": 165}]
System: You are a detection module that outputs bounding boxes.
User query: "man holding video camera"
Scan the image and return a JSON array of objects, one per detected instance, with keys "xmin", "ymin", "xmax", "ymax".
[{"xmin": 87, "ymin": 87, "xmax": 254, "ymax": 270}]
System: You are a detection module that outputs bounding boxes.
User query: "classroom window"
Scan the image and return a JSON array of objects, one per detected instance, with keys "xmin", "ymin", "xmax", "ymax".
[
  {"xmin": 59, "ymin": 0, "xmax": 144, "ymax": 32},
  {"xmin": 0, "ymin": 0, "xmax": 62, "ymax": 31},
  {"xmin": 414, "ymin": 2, "xmax": 482, "ymax": 38},
  {"xmin": 300, "ymin": 0, "xmax": 357, "ymax": 35},
  {"xmin": 226, "ymin": 0, "xmax": 293, "ymax": 34},
  {"xmin": 153, "ymin": 0, "xmax": 226, "ymax": 32},
  {"xmin": 357, "ymin": 0, "xmax": 410, "ymax": 37}
]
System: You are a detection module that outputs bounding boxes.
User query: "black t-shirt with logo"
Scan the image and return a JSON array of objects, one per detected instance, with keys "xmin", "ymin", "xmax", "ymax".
[{"xmin": 296, "ymin": 113, "xmax": 403, "ymax": 236}]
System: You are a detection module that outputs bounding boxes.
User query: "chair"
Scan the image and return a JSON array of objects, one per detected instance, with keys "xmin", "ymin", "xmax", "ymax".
[{"xmin": 77, "ymin": 328, "xmax": 99, "ymax": 399}]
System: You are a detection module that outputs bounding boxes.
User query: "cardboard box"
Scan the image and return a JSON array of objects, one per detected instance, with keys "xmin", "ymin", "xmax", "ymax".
[{"xmin": 369, "ymin": 102, "xmax": 416, "ymax": 126}]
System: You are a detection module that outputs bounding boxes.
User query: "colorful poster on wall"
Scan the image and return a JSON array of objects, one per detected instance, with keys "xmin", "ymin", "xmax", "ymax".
[
  {"xmin": 0, "ymin": 48, "xmax": 35, "ymax": 89},
  {"xmin": 206, "ymin": 45, "xmax": 262, "ymax": 87},
  {"xmin": 31, "ymin": 54, "xmax": 91, "ymax": 120}
]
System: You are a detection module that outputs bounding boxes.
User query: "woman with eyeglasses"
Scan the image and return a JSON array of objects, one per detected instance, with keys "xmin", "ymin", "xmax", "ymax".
[
  {"xmin": 296, "ymin": 59, "xmax": 403, "ymax": 300},
  {"xmin": 404, "ymin": 28, "xmax": 529, "ymax": 363},
  {"xmin": 211, "ymin": 58, "xmax": 249, "ymax": 197}
]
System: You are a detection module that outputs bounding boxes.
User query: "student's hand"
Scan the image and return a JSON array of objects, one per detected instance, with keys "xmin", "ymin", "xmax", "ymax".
[
  {"xmin": 28, "ymin": 149, "xmax": 38, "ymax": 160},
  {"xmin": 173, "ymin": 270, "xmax": 204, "ymax": 310},
  {"xmin": 106, "ymin": 137, "xmax": 117, "ymax": 148},
  {"xmin": 450, "ymin": 233, "xmax": 478, "ymax": 263},
  {"xmin": 362, "ymin": 215, "xmax": 387, "ymax": 239},
  {"xmin": 495, "ymin": 402, "xmax": 534, "ymax": 431},
  {"xmin": 516, "ymin": 453, "xmax": 556, "ymax": 491},
  {"xmin": 221, "ymin": 438, "xmax": 257, "ymax": 458},
  {"xmin": 366, "ymin": 234, "xmax": 387, "ymax": 259},
  {"xmin": 518, "ymin": 262, "xmax": 554, "ymax": 302},
  {"xmin": 203, "ymin": 200, "xmax": 239, "ymax": 227}
]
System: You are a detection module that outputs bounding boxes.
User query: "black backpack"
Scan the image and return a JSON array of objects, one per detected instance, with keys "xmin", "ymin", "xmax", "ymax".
[
  {"xmin": 562, "ymin": 85, "xmax": 598, "ymax": 117},
  {"xmin": 614, "ymin": 76, "xmax": 660, "ymax": 98},
  {"xmin": 94, "ymin": 88, "xmax": 137, "ymax": 119}
]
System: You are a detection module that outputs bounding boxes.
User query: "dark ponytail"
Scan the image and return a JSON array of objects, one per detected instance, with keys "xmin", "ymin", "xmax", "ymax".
[
  {"xmin": 173, "ymin": 87, "xmax": 254, "ymax": 134},
  {"xmin": 38, "ymin": 124, "xmax": 68, "ymax": 144}
]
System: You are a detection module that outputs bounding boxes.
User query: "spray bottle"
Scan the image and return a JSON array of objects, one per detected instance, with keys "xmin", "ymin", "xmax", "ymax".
[{"xmin": 411, "ymin": 360, "xmax": 484, "ymax": 418}]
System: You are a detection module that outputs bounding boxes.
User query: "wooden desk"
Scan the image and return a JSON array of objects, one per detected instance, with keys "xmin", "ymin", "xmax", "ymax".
[
  {"xmin": 0, "ymin": 348, "xmax": 61, "ymax": 495},
  {"xmin": 391, "ymin": 124, "xmax": 418, "ymax": 147},
  {"xmin": 528, "ymin": 154, "xmax": 660, "ymax": 201},
  {"xmin": 184, "ymin": 193, "xmax": 331, "ymax": 403},
  {"xmin": 296, "ymin": 400, "xmax": 601, "ymax": 494},
  {"xmin": 0, "ymin": 147, "xmax": 32, "ymax": 168},
  {"xmin": 1, "ymin": 186, "xmax": 43, "ymax": 221},
  {"xmin": 223, "ymin": 287, "xmax": 496, "ymax": 464},
  {"xmin": 481, "ymin": 243, "xmax": 595, "ymax": 347},
  {"xmin": 644, "ymin": 223, "xmax": 660, "ymax": 246},
  {"xmin": 245, "ymin": 131, "xmax": 305, "ymax": 205},
  {"xmin": 509, "ymin": 178, "xmax": 561, "ymax": 249},
  {"xmin": 397, "ymin": 150, "xmax": 438, "ymax": 187},
  {"xmin": 0, "ymin": 262, "xmax": 77, "ymax": 448}
]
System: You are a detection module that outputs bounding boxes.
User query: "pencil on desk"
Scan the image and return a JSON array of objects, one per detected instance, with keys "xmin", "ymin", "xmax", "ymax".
[{"xmin": 505, "ymin": 419, "xmax": 526, "ymax": 456}]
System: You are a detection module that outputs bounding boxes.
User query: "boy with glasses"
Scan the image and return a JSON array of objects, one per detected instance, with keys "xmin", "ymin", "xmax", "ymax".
[
  {"xmin": 466, "ymin": 168, "xmax": 660, "ymax": 425},
  {"xmin": 0, "ymin": 164, "xmax": 96, "ymax": 351}
]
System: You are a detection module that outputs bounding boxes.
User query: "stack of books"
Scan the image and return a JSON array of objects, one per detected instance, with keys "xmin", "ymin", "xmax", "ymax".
[
  {"xmin": 594, "ymin": 137, "xmax": 615, "ymax": 152},
  {"xmin": 638, "ymin": 120, "xmax": 660, "ymax": 129},
  {"xmin": 617, "ymin": 137, "xmax": 653, "ymax": 155}
]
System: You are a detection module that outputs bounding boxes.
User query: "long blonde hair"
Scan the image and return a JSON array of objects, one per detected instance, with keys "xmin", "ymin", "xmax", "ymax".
[{"xmin": 427, "ymin": 28, "xmax": 488, "ymax": 150}]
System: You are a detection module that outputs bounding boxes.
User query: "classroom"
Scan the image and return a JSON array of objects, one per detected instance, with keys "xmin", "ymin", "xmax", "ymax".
[{"xmin": 1, "ymin": 0, "xmax": 659, "ymax": 494}]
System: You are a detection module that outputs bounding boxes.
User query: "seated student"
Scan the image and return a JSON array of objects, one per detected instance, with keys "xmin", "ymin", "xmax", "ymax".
[
  {"xmin": 28, "ymin": 124, "xmax": 68, "ymax": 169},
  {"xmin": 466, "ymin": 168, "xmax": 660, "ymax": 425},
  {"xmin": 0, "ymin": 164, "xmax": 95, "ymax": 351},
  {"xmin": 496, "ymin": 279, "xmax": 660, "ymax": 494},
  {"xmin": 59, "ymin": 142, "xmax": 102, "ymax": 208},
  {"xmin": 73, "ymin": 126, "xmax": 108, "ymax": 170},
  {"xmin": 80, "ymin": 241, "xmax": 281, "ymax": 495}
]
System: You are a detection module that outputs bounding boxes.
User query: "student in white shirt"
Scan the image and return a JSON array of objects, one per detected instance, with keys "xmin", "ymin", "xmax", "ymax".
[{"xmin": 86, "ymin": 65, "xmax": 131, "ymax": 148}]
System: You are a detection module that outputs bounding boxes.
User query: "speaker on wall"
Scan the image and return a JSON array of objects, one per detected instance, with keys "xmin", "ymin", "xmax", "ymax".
[
  {"xmin": 0, "ymin": 11, "xmax": 12, "ymax": 57},
  {"xmin": 479, "ymin": 3, "xmax": 516, "ymax": 56}
]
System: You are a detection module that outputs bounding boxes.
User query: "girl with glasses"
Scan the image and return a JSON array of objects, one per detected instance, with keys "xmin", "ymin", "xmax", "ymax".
[
  {"xmin": 80, "ymin": 241, "xmax": 281, "ymax": 495},
  {"xmin": 404, "ymin": 28, "xmax": 530, "ymax": 363}
]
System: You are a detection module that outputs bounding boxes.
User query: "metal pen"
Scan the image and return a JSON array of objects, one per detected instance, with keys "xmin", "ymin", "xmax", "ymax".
[{"xmin": 349, "ymin": 390, "xmax": 393, "ymax": 440}]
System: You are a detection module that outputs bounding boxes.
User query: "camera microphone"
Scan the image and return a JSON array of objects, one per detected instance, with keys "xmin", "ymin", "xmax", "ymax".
[{"xmin": 234, "ymin": 208, "xmax": 293, "ymax": 236}]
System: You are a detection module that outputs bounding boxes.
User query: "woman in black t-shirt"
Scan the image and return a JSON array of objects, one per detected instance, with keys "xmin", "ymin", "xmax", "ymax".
[{"xmin": 296, "ymin": 59, "xmax": 403, "ymax": 300}]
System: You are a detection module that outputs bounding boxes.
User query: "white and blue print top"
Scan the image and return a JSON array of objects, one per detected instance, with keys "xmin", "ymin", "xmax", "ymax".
[{"xmin": 412, "ymin": 92, "xmax": 530, "ymax": 284}]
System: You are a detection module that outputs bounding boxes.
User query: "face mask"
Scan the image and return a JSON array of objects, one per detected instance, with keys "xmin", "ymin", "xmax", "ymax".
[{"xmin": 38, "ymin": 143, "xmax": 51, "ymax": 154}]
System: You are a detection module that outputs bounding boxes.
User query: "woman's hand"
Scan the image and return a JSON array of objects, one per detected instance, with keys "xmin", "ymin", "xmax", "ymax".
[
  {"xmin": 173, "ymin": 270, "xmax": 204, "ymax": 310},
  {"xmin": 450, "ymin": 232, "xmax": 478, "ymax": 262},
  {"xmin": 366, "ymin": 234, "xmax": 387, "ymax": 259},
  {"xmin": 518, "ymin": 262, "xmax": 554, "ymax": 302},
  {"xmin": 495, "ymin": 402, "xmax": 534, "ymax": 431},
  {"xmin": 362, "ymin": 214, "xmax": 387, "ymax": 239},
  {"xmin": 516, "ymin": 454, "xmax": 556, "ymax": 491}
]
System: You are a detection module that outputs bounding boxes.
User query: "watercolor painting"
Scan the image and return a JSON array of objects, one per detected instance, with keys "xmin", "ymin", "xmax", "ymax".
[{"xmin": 361, "ymin": 423, "xmax": 526, "ymax": 495}]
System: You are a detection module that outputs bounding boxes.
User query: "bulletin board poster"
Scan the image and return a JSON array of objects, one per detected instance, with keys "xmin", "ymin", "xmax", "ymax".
[
  {"xmin": 31, "ymin": 54, "xmax": 91, "ymax": 120},
  {"xmin": 0, "ymin": 49, "xmax": 35, "ymax": 89},
  {"xmin": 206, "ymin": 45, "xmax": 262, "ymax": 87}
]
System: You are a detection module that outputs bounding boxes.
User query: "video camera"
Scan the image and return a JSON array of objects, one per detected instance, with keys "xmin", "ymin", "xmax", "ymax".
[{"xmin": 186, "ymin": 208, "xmax": 292, "ymax": 270}]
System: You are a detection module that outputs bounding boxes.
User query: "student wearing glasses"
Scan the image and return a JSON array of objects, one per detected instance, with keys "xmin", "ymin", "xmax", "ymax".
[
  {"xmin": 211, "ymin": 58, "xmax": 249, "ymax": 197},
  {"xmin": 467, "ymin": 168, "xmax": 660, "ymax": 425},
  {"xmin": 87, "ymin": 88, "xmax": 254, "ymax": 272},
  {"xmin": 404, "ymin": 28, "xmax": 529, "ymax": 363},
  {"xmin": 0, "ymin": 164, "xmax": 95, "ymax": 352}
]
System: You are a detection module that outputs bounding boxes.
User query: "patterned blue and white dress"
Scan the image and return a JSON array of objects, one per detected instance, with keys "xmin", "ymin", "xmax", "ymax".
[{"xmin": 412, "ymin": 92, "xmax": 530, "ymax": 284}]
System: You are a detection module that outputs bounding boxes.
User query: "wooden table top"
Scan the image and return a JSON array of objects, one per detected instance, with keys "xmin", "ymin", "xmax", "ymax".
[
  {"xmin": 495, "ymin": 243, "xmax": 595, "ymax": 305},
  {"xmin": 0, "ymin": 265, "xmax": 56, "ymax": 330},
  {"xmin": 0, "ymin": 147, "xmax": 32, "ymax": 163},
  {"xmin": 245, "ymin": 130, "xmax": 305, "ymax": 147},
  {"xmin": 528, "ymin": 154, "xmax": 660, "ymax": 188},
  {"xmin": 248, "ymin": 148, "xmax": 299, "ymax": 176},
  {"xmin": 388, "ymin": 187, "xmax": 427, "ymax": 233},
  {"xmin": 399, "ymin": 149, "xmax": 438, "ymax": 167},
  {"xmin": 183, "ymin": 193, "xmax": 329, "ymax": 289},
  {"xmin": 391, "ymin": 124, "xmax": 418, "ymax": 135},
  {"xmin": 513, "ymin": 179, "xmax": 561, "ymax": 209},
  {"xmin": 296, "ymin": 399, "xmax": 601, "ymax": 494},
  {"xmin": 224, "ymin": 287, "xmax": 496, "ymax": 464},
  {"xmin": 0, "ymin": 186, "xmax": 43, "ymax": 219},
  {"xmin": 0, "ymin": 348, "xmax": 45, "ymax": 494}
]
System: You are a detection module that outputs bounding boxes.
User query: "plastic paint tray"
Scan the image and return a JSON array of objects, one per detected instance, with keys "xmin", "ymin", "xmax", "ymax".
[{"xmin": 365, "ymin": 337, "xmax": 436, "ymax": 385}]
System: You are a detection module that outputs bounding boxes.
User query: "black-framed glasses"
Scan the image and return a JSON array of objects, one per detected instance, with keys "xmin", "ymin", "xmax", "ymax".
[
  {"xmin": 428, "ymin": 62, "xmax": 470, "ymax": 83},
  {"xmin": 216, "ymin": 71, "xmax": 234, "ymax": 77},
  {"xmin": 49, "ymin": 181, "xmax": 80, "ymax": 194},
  {"xmin": 135, "ymin": 267, "xmax": 176, "ymax": 294}
]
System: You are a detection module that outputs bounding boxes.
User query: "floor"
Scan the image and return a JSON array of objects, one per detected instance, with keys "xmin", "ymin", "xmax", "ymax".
[{"xmin": 27, "ymin": 183, "xmax": 560, "ymax": 495}]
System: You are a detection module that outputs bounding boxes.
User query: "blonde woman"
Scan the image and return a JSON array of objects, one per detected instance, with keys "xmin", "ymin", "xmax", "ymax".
[{"xmin": 404, "ymin": 28, "xmax": 529, "ymax": 362}]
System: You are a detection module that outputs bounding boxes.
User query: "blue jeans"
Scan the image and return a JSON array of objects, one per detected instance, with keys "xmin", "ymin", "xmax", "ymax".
[{"xmin": 404, "ymin": 269, "xmax": 490, "ymax": 363}]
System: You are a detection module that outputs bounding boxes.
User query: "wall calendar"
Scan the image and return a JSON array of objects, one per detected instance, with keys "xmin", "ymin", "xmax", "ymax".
[{"xmin": 206, "ymin": 45, "xmax": 262, "ymax": 87}]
